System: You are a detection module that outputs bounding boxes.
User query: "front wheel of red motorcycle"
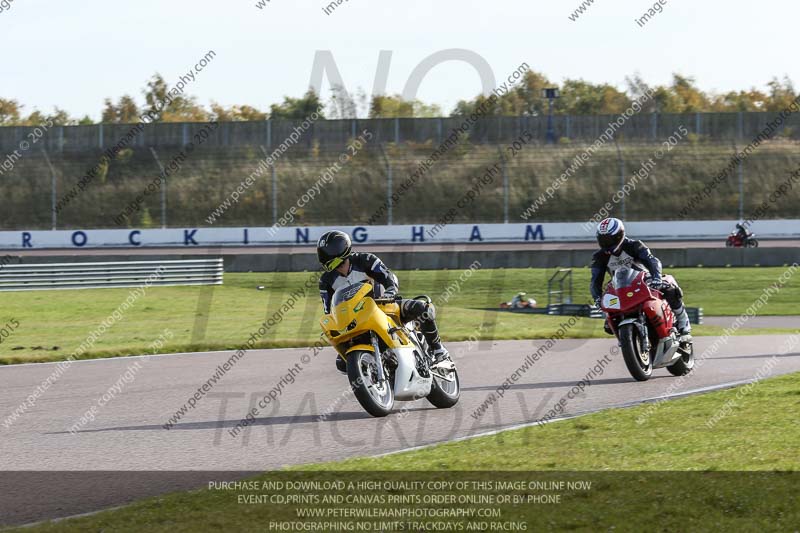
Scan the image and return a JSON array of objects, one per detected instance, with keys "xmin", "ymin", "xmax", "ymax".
[{"xmin": 619, "ymin": 324, "xmax": 653, "ymax": 381}]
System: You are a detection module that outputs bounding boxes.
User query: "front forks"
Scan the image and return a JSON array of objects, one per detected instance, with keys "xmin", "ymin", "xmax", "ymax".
[
  {"xmin": 370, "ymin": 332, "xmax": 386, "ymax": 384},
  {"xmin": 614, "ymin": 314, "xmax": 651, "ymax": 354},
  {"xmin": 636, "ymin": 312, "xmax": 651, "ymax": 354}
]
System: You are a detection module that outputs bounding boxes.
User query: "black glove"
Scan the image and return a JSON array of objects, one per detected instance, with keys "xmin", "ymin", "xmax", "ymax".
[
  {"xmin": 383, "ymin": 290, "xmax": 400, "ymax": 301},
  {"xmin": 648, "ymin": 277, "xmax": 664, "ymax": 290}
]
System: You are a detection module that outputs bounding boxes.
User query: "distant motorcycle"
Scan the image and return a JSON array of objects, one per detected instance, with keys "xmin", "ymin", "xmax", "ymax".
[
  {"xmin": 726, "ymin": 232, "xmax": 758, "ymax": 248},
  {"xmin": 600, "ymin": 267, "xmax": 694, "ymax": 381}
]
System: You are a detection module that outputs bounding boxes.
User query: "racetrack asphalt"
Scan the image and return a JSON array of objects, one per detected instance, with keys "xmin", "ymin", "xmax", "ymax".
[{"xmin": 1, "ymin": 333, "xmax": 799, "ymax": 526}]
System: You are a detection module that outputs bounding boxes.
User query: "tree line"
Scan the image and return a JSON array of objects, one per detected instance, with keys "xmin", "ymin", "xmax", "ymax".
[{"xmin": 1, "ymin": 70, "xmax": 797, "ymax": 127}]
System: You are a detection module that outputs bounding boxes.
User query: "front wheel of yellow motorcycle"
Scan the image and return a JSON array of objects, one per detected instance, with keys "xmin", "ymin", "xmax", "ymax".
[{"xmin": 347, "ymin": 350, "xmax": 394, "ymax": 417}]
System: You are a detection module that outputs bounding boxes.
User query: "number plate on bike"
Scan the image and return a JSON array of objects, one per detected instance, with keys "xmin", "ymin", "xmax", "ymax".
[{"xmin": 603, "ymin": 294, "xmax": 621, "ymax": 309}]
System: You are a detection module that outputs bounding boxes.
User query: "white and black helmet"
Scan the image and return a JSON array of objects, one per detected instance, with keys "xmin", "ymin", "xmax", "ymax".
[{"xmin": 596, "ymin": 217, "xmax": 625, "ymax": 252}]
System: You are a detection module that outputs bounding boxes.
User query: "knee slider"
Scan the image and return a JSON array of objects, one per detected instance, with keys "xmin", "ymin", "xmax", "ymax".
[
  {"xmin": 401, "ymin": 299, "xmax": 417, "ymax": 316},
  {"xmin": 424, "ymin": 302, "xmax": 436, "ymax": 321},
  {"xmin": 674, "ymin": 284, "xmax": 683, "ymax": 300}
]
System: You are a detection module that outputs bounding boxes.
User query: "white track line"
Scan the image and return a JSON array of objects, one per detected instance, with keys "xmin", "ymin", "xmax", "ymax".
[
  {"xmin": 371, "ymin": 377, "xmax": 758, "ymax": 459},
  {"xmin": 0, "ymin": 348, "xmax": 300, "ymax": 369},
  {"xmin": 0, "ymin": 339, "xmax": 509, "ymax": 369}
]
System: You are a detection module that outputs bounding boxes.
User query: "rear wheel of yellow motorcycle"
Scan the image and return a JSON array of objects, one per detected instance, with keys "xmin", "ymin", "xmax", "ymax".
[
  {"xmin": 427, "ymin": 360, "xmax": 460, "ymax": 408},
  {"xmin": 347, "ymin": 350, "xmax": 394, "ymax": 417}
]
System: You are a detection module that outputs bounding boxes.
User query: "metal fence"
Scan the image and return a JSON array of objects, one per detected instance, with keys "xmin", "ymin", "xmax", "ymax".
[
  {"xmin": 1, "ymin": 140, "xmax": 798, "ymax": 230},
  {"xmin": 1, "ymin": 112, "xmax": 799, "ymax": 154},
  {"xmin": 0, "ymin": 259, "xmax": 223, "ymax": 291}
]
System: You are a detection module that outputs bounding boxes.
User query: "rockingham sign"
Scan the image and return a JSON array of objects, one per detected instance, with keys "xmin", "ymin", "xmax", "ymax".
[
  {"xmin": 1, "ymin": 224, "xmax": 545, "ymax": 249},
  {"xmin": 0, "ymin": 221, "xmax": 796, "ymax": 250}
]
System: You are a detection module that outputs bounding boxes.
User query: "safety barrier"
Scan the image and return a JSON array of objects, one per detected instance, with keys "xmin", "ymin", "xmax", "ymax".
[
  {"xmin": 504, "ymin": 304, "xmax": 702, "ymax": 325},
  {"xmin": 687, "ymin": 307, "xmax": 704, "ymax": 325},
  {"xmin": 0, "ymin": 259, "xmax": 223, "ymax": 291}
]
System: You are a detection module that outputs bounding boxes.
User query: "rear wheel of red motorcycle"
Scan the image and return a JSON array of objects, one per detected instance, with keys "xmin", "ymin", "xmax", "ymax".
[
  {"xmin": 619, "ymin": 324, "xmax": 652, "ymax": 381},
  {"xmin": 667, "ymin": 343, "xmax": 695, "ymax": 376}
]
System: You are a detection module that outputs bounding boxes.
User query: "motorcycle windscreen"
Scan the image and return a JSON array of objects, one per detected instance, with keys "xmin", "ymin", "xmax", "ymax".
[
  {"xmin": 611, "ymin": 267, "xmax": 640, "ymax": 290},
  {"xmin": 332, "ymin": 281, "xmax": 371, "ymax": 307}
]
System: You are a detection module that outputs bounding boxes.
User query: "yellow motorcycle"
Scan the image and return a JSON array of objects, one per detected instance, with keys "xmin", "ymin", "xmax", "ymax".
[{"xmin": 320, "ymin": 281, "xmax": 460, "ymax": 417}]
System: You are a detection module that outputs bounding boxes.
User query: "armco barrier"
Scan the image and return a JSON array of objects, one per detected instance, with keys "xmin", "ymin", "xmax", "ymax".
[
  {"xmin": 497, "ymin": 303, "xmax": 701, "ymax": 324},
  {"xmin": 687, "ymin": 307, "xmax": 704, "ymax": 325},
  {"xmin": 0, "ymin": 259, "xmax": 223, "ymax": 291}
]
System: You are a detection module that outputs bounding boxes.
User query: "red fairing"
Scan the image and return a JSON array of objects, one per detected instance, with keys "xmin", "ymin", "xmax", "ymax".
[
  {"xmin": 727, "ymin": 234, "xmax": 751, "ymax": 247},
  {"xmin": 602, "ymin": 271, "xmax": 652, "ymax": 313},
  {"xmin": 601, "ymin": 269, "xmax": 675, "ymax": 339},
  {"xmin": 642, "ymin": 299, "xmax": 675, "ymax": 338}
]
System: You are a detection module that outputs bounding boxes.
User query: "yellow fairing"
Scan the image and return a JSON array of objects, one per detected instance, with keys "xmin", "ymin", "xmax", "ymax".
[
  {"xmin": 319, "ymin": 284, "xmax": 412, "ymax": 357},
  {"xmin": 345, "ymin": 344, "xmax": 374, "ymax": 355}
]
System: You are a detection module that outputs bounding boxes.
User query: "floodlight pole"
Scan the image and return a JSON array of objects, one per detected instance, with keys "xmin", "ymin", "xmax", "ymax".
[
  {"xmin": 542, "ymin": 88, "xmax": 560, "ymax": 144},
  {"xmin": 149, "ymin": 147, "xmax": 168, "ymax": 229},
  {"xmin": 41, "ymin": 148, "xmax": 58, "ymax": 230}
]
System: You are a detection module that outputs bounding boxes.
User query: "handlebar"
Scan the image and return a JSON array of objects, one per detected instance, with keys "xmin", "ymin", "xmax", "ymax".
[{"xmin": 374, "ymin": 295, "xmax": 402, "ymax": 304}]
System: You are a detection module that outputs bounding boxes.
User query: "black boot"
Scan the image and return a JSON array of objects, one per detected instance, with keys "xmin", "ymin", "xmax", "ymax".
[{"xmin": 335, "ymin": 356, "xmax": 347, "ymax": 374}]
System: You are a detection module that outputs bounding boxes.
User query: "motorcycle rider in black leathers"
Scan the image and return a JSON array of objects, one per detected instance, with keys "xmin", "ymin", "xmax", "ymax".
[
  {"xmin": 317, "ymin": 230, "xmax": 449, "ymax": 373},
  {"xmin": 590, "ymin": 218, "xmax": 692, "ymax": 339}
]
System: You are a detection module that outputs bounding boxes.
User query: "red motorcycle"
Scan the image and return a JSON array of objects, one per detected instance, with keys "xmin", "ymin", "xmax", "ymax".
[
  {"xmin": 726, "ymin": 232, "xmax": 758, "ymax": 248},
  {"xmin": 600, "ymin": 267, "xmax": 694, "ymax": 381}
]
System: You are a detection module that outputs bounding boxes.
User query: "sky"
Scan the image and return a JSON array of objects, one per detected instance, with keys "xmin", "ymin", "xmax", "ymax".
[{"xmin": 1, "ymin": 0, "xmax": 796, "ymax": 120}]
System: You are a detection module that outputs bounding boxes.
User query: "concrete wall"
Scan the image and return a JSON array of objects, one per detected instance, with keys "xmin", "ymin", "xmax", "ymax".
[
  {"xmin": 13, "ymin": 247, "xmax": 799, "ymax": 272},
  {"xmin": 222, "ymin": 248, "xmax": 800, "ymax": 271}
]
